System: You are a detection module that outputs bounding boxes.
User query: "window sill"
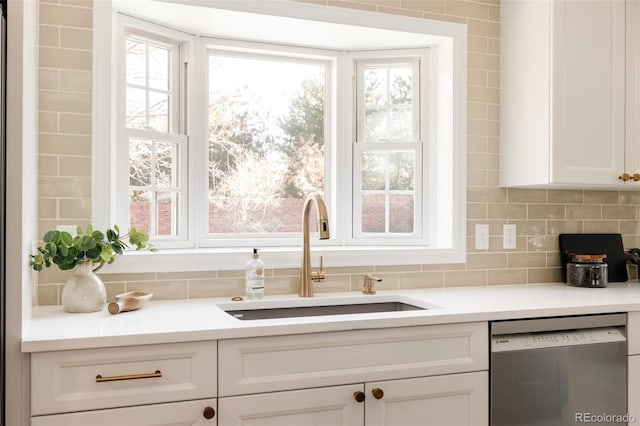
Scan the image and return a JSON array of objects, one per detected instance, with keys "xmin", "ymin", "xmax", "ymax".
[{"xmin": 99, "ymin": 245, "xmax": 466, "ymax": 274}]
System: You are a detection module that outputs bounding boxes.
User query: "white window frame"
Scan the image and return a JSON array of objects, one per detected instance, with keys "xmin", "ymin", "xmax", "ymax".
[
  {"xmin": 93, "ymin": 0, "xmax": 467, "ymax": 273},
  {"xmin": 351, "ymin": 52, "xmax": 428, "ymax": 245},
  {"xmin": 197, "ymin": 38, "xmax": 338, "ymax": 248},
  {"xmin": 118, "ymin": 21, "xmax": 190, "ymax": 246}
]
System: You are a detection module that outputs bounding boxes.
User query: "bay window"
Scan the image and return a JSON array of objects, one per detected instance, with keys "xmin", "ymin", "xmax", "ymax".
[{"xmin": 95, "ymin": 0, "xmax": 466, "ymax": 271}]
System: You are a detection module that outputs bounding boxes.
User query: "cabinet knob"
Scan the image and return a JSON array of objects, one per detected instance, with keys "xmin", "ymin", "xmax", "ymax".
[
  {"xmin": 354, "ymin": 391, "xmax": 366, "ymax": 403},
  {"xmin": 203, "ymin": 406, "xmax": 216, "ymax": 420},
  {"xmin": 633, "ymin": 174, "xmax": 640, "ymax": 181},
  {"xmin": 619, "ymin": 173, "xmax": 631, "ymax": 181},
  {"xmin": 372, "ymin": 388, "xmax": 384, "ymax": 399}
]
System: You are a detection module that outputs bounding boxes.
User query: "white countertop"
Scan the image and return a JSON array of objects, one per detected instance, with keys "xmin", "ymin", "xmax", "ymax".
[{"xmin": 22, "ymin": 282, "xmax": 640, "ymax": 353}]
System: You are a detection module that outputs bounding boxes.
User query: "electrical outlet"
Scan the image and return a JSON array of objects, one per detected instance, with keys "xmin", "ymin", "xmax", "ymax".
[
  {"xmin": 503, "ymin": 224, "xmax": 516, "ymax": 249},
  {"xmin": 475, "ymin": 224, "xmax": 489, "ymax": 250}
]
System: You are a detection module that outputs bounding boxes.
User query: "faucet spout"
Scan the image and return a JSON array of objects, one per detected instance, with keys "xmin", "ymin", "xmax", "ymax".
[{"xmin": 300, "ymin": 192, "xmax": 330, "ymax": 297}]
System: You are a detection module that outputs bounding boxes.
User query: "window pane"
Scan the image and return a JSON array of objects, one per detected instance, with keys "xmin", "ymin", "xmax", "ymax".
[
  {"xmin": 208, "ymin": 53, "xmax": 326, "ymax": 234},
  {"xmin": 130, "ymin": 190, "xmax": 151, "ymax": 232},
  {"xmin": 129, "ymin": 139, "xmax": 152, "ymax": 186},
  {"xmin": 388, "ymin": 151, "xmax": 414, "ymax": 190},
  {"xmin": 126, "ymin": 39, "xmax": 146, "ymax": 86},
  {"xmin": 362, "ymin": 194, "xmax": 385, "ymax": 233},
  {"xmin": 148, "ymin": 45, "xmax": 169, "ymax": 90},
  {"xmin": 125, "ymin": 35, "xmax": 173, "ymax": 133},
  {"xmin": 389, "ymin": 194, "xmax": 414, "ymax": 233},
  {"xmin": 156, "ymin": 141, "xmax": 177, "ymax": 188},
  {"xmin": 361, "ymin": 152, "xmax": 385, "ymax": 190},
  {"xmin": 126, "ymin": 87, "xmax": 146, "ymax": 129},
  {"xmin": 148, "ymin": 91, "xmax": 169, "ymax": 132},
  {"xmin": 156, "ymin": 192, "xmax": 177, "ymax": 236},
  {"xmin": 362, "ymin": 63, "xmax": 415, "ymax": 143}
]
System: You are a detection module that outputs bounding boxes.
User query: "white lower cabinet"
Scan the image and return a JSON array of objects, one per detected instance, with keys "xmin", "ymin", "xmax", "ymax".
[
  {"xmin": 218, "ymin": 372, "xmax": 488, "ymax": 426},
  {"xmin": 31, "ymin": 399, "xmax": 217, "ymax": 426},
  {"xmin": 218, "ymin": 384, "xmax": 364, "ymax": 425},
  {"xmin": 217, "ymin": 322, "xmax": 489, "ymax": 426}
]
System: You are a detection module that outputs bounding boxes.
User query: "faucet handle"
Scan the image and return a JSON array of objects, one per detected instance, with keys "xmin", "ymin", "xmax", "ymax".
[
  {"xmin": 362, "ymin": 274, "xmax": 382, "ymax": 295},
  {"xmin": 311, "ymin": 255, "xmax": 326, "ymax": 282}
]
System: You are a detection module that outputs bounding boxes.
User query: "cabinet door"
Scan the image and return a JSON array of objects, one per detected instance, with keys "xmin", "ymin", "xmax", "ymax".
[
  {"xmin": 551, "ymin": 0, "xmax": 626, "ymax": 185},
  {"xmin": 30, "ymin": 398, "xmax": 217, "ymax": 426},
  {"xmin": 629, "ymin": 356, "xmax": 640, "ymax": 421},
  {"xmin": 627, "ymin": 0, "xmax": 640, "ymax": 175},
  {"xmin": 365, "ymin": 371, "xmax": 488, "ymax": 426},
  {"xmin": 218, "ymin": 384, "xmax": 364, "ymax": 426}
]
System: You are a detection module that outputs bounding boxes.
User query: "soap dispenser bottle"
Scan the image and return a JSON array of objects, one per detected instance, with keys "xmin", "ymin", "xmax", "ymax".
[{"xmin": 245, "ymin": 248, "xmax": 265, "ymax": 299}]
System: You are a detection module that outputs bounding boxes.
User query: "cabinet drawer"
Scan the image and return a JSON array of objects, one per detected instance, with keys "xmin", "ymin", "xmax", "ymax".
[
  {"xmin": 219, "ymin": 322, "xmax": 488, "ymax": 396},
  {"xmin": 31, "ymin": 398, "xmax": 217, "ymax": 426},
  {"xmin": 31, "ymin": 341, "xmax": 217, "ymax": 415}
]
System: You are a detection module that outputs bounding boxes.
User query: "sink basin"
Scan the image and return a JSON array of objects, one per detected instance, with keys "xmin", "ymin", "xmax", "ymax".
[{"xmin": 221, "ymin": 300, "xmax": 426, "ymax": 321}]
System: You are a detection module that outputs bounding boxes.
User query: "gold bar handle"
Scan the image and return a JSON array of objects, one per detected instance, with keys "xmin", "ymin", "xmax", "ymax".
[{"xmin": 96, "ymin": 370, "xmax": 162, "ymax": 383}]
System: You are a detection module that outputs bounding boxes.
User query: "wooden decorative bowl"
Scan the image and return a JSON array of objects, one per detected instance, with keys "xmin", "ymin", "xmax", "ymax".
[{"xmin": 108, "ymin": 291, "xmax": 153, "ymax": 315}]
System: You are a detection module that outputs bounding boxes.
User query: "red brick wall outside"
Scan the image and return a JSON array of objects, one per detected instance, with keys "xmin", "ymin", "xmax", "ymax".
[{"xmin": 131, "ymin": 196, "xmax": 414, "ymax": 235}]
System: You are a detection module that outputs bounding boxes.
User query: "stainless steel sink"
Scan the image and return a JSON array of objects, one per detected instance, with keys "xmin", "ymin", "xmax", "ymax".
[{"xmin": 223, "ymin": 301, "xmax": 425, "ymax": 320}]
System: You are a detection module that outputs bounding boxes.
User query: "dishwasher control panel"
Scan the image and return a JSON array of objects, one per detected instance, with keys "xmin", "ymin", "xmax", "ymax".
[{"xmin": 492, "ymin": 327, "xmax": 625, "ymax": 352}]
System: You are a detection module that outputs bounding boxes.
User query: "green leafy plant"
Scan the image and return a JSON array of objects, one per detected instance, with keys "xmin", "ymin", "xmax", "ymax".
[{"xmin": 30, "ymin": 225, "xmax": 157, "ymax": 272}]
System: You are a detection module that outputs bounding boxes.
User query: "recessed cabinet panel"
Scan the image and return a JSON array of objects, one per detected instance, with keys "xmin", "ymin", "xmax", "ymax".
[
  {"xmin": 501, "ymin": 0, "xmax": 630, "ymax": 188},
  {"xmin": 365, "ymin": 372, "xmax": 488, "ymax": 426},
  {"xmin": 31, "ymin": 341, "xmax": 217, "ymax": 415},
  {"xmin": 31, "ymin": 398, "xmax": 218, "ymax": 426},
  {"xmin": 218, "ymin": 384, "xmax": 364, "ymax": 426},
  {"xmin": 218, "ymin": 322, "xmax": 487, "ymax": 396}
]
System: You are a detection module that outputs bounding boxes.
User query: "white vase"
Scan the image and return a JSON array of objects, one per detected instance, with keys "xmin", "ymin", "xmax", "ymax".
[{"xmin": 61, "ymin": 261, "xmax": 107, "ymax": 313}]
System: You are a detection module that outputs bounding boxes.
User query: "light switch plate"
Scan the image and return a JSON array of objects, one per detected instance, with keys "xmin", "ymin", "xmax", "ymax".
[{"xmin": 475, "ymin": 224, "xmax": 489, "ymax": 250}]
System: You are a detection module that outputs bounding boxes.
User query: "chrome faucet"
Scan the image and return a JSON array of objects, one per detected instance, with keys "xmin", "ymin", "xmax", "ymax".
[{"xmin": 300, "ymin": 192, "xmax": 330, "ymax": 297}]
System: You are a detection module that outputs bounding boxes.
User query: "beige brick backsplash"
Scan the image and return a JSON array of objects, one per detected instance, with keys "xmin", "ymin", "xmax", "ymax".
[
  {"xmin": 468, "ymin": 36, "xmax": 487, "ymax": 53},
  {"xmin": 487, "ymin": 203, "xmax": 526, "ymax": 219},
  {"xmin": 40, "ymin": 47, "xmax": 92, "ymax": 70},
  {"xmin": 445, "ymin": 270, "xmax": 487, "ymax": 287},
  {"xmin": 39, "ymin": 134, "xmax": 91, "ymax": 155},
  {"xmin": 188, "ymin": 279, "xmax": 243, "ymax": 299},
  {"xmin": 60, "ymin": 27, "xmax": 93, "ymax": 49},
  {"xmin": 39, "ymin": 25, "xmax": 59, "ymax": 47},
  {"xmin": 59, "ymin": 113, "xmax": 92, "ymax": 135},
  {"xmin": 547, "ymin": 220, "xmax": 583, "ymax": 235},
  {"xmin": 40, "ymin": 91, "xmax": 91, "ymax": 113},
  {"xmin": 583, "ymin": 221, "xmax": 620, "ymax": 234},
  {"xmin": 507, "ymin": 252, "xmax": 547, "ymax": 268},
  {"xmin": 585, "ymin": 190, "xmax": 619, "ymax": 204},
  {"xmin": 39, "ymin": 69, "xmax": 59, "ymax": 90},
  {"xmin": 399, "ymin": 271, "xmax": 444, "ymax": 289},
  {"xmin": 400, "ymin": 0, "xmax": 446, "ymax": 14},
  {"xmin": 528, "ymin": 267, "xmax": 563, "ymax": 284},
  {"xmin": 33, "ymin": 0, "xmax": 640, "ymax": 305},
  {"xmin": 488, "ymin": 269, "xmax": 527, "ymax": 285},
  {"xmin": 126, "ymin": 280, "xmax": 188, "ymax": 300},
  {"xmin": 466, "ymin": 253, "xmax": 506, "ymax": 269},
  {"xmin": 40, "ymin": 3, "xmax": 92, "ymax": 28},
  {"xmin": 38, "ymin": 198, "xmax": 57, "ymax": 219},
  {"xmin": 603, "ymin": 205, "xmax": 637, "ymax": 220},
  {"xmin": 60, "ymin": 70, "xmax": 92, "ymax": 92},
  {"xmin": 58, "ymin": 155, "xmax": 91, "ymax": 176},
  {"xmin": 58, "ymin": 198, "xmax": 91, "ymax": 219},
  {"xmin": 376, "ymin": 5, "xmax": 424, "ymax": 19},
  {"xmin": 566, "ymin": 204, "xmax": 602, "ymax": 220},
  {"xmin": 548, "ymin": 189, "xmax": 583, "ymax": 204}
]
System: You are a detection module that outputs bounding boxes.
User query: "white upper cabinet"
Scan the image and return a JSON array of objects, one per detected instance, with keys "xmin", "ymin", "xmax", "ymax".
[{"xmin": 500, "ymin": 0, "xmax": 634, "ymax": 188}]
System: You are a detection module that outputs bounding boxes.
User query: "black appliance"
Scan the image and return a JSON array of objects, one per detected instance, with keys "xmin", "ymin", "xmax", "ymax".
[{"xmin": 559, "ymin": 233, "xmax": 628, "ymax": 282}]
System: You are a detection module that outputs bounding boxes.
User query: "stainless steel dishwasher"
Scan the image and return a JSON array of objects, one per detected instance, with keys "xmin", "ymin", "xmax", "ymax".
[{"xmin": 491, "ymin": 313, "xmax": 627, "ymax": 426}]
